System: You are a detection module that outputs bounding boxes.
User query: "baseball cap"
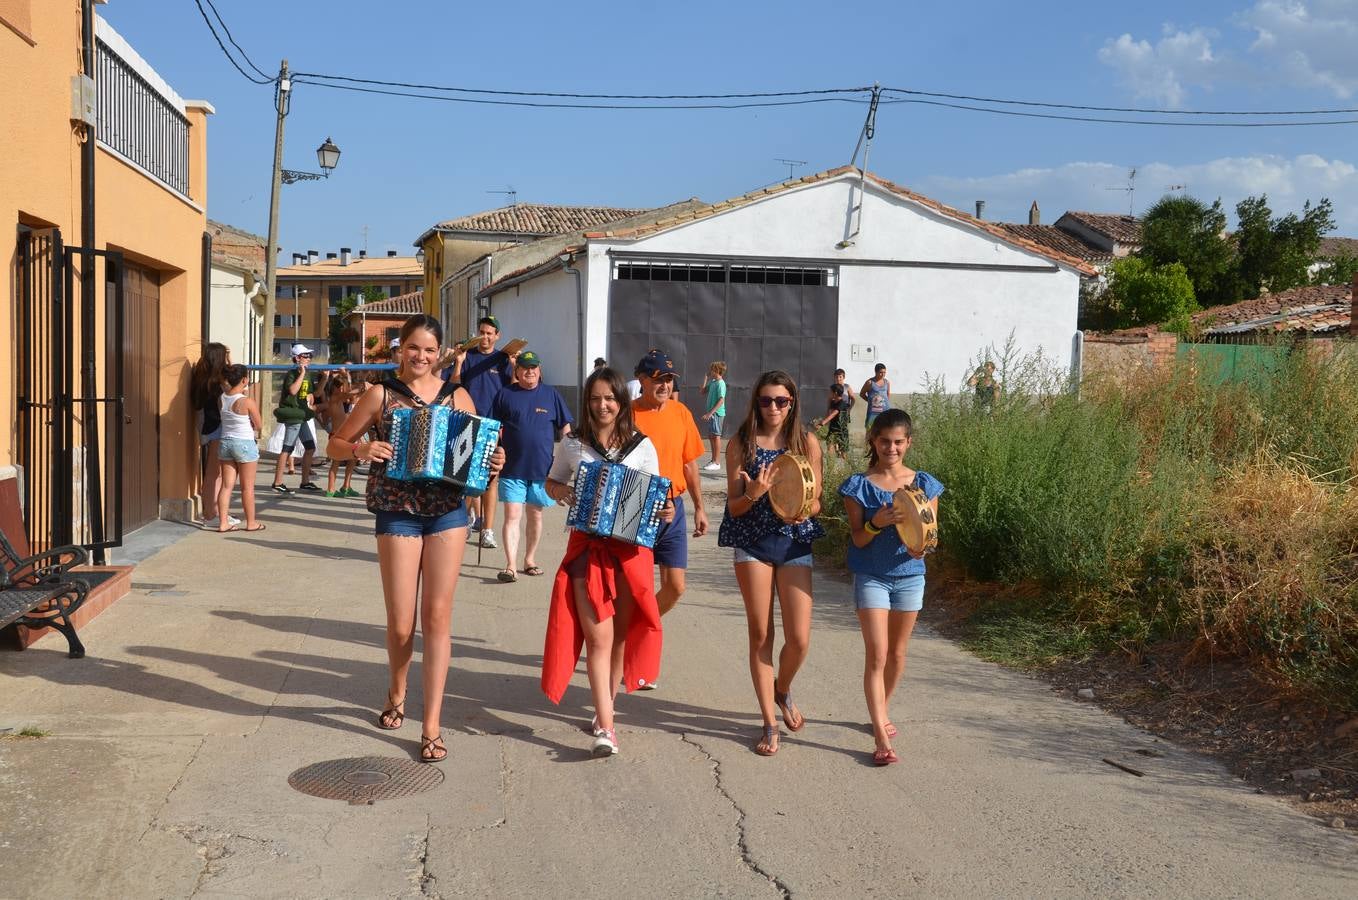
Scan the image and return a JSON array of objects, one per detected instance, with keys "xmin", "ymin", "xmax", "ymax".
[
  {"xmin": 477, "ymin": 315, "xmax": 501, "ymax": 331},
  {"xmin": 635, "ymin": 349, "xmax": 679, "ymax": 380},
  {"xmin": 516, "ymin": 350, "xmax": 541, "ymax": 368},
  {"xmin": 290, "ymin": 343, "xmax": 314, "ymax": 356}
]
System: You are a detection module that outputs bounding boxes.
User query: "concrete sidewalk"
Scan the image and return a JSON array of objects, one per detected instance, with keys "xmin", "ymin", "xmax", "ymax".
[{"xmin": 2, "ymin": 469, "xmax": 1355, "ymax": 898}]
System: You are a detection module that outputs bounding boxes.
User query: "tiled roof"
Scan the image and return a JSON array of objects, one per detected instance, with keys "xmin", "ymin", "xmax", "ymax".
[
  {"xmin": 432, "ymin": 204, "xmax": 649, "ymax": 237},
  {"xmin": 1194, "ymin": 284, "xmax": 1351, "ymax": 335},
  {"xmin": 207, "ymin": 219, "xmax": 266, "ymax": 273},
  {"xmin": 997, "ymin": 224, "xmax": 1113, "ymax": 265},
  {"xmin": 277, "ymin": 256, "xmax": 423, "ymax": 278},
  {"xmin": 582, "ymin": 167, "xmax": 1098, "ymax": 276},
  {"xmin": 1060, "ymin": 211, "xmax": 1143, "ymax": 245},
  {"xmin": 343, "ymin": 290, "xmax": 424, "ymax": 319}
]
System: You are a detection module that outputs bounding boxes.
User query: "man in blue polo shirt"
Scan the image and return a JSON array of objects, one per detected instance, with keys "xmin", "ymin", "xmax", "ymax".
[
  {"xmin": 447, "ymin": 315, "xmax": 517, "ymax": 549},
  {"xmin": 491, "ymin": 351, "xmax": 573, "ymax": 582}
]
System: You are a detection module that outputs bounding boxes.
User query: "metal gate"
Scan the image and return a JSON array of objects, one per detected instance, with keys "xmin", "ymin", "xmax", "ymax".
[
  {"xmin": 608, "ymin": 259, "xmax": 839, "ymax": 419},
  {"xmin": 14, "ymin": 228, "xmax": 125, "ymax": 561}
]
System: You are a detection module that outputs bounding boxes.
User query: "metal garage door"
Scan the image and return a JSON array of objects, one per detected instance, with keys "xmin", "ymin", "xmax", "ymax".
[{"xmin": 608, "ymin": 260, "xmax": 839, "ymax": 423}]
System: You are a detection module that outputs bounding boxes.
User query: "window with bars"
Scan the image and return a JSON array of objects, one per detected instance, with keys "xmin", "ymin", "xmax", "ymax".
[{"xmin": 613, "ymin": 260, "xmax": 835, "ymax": 286}]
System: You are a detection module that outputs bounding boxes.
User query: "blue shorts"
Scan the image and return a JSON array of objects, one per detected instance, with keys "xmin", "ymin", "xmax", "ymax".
[
  {"xmin": 853, "ymin": 573, "xmax": 925, "ymax": 612},
  {"xmin": 218, "ymin": 437, "xmax": 260, "ymax": 464},
  {"xmin": 374, "ymin": 504, "xmax": 469, "ymax": 537},
  {"xmin": 281, "ymin": 421, "xmax": 316, "ymax": 453},
  {"xmin": 652, "ymin": 496, "xmax": 688, "ymax": 569},
  {"xmin": 706, "ymin": 415, "xmax": 724, "ymax": 437},
  {"xmin": 499, "ymin": 477, "xmax": 554, "ymax": 508}
]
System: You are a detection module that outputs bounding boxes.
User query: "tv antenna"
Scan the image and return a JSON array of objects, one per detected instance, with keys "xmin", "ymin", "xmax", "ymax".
[
  {"xmin": 1103, "ymin": 168, "xmax": 1137, "ymax": 215},
  {"xmin": 487, "ymin": 186, "xmax": 518, "ymax": 206},
  {"xmin": 776, "ymin": 158, "xmax": 807, "ymax": 180},
  {"xmin": 360, "ymin": 224, "xmax": 369, "ymax": 253}
]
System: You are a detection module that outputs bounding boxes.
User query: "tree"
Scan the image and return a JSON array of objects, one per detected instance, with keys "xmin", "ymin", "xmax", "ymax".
[
  {"xmin": 1093, "ymin": 257, "xmax": 1198, "ymax": 334},
  {"xmin": 329, "ymin": 284, "xmax": 385, "ymax": 361},
  {"xmin": 1139, "ymin": 194, "xmax": 1236, "ymax": 308},
  {"xmin": 1311, "ymin": 248, "xmax": 1358, "ymax": 287},
  {"xmin": 1233, "ymin": 195, "xmax": 1335, "ymax": 298}
]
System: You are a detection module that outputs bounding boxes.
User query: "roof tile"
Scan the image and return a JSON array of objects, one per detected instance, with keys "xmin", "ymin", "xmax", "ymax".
[{"xmin": 433, "ymin": 203, "xmax": 648, "ymax": 237}]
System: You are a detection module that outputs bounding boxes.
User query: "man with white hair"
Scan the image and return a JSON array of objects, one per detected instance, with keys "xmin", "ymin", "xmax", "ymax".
[{"xmin": 270, "ymin": 343, "xmax": 321, "ymax": 494}]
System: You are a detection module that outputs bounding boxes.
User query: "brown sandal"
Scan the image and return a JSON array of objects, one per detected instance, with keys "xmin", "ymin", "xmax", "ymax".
[
  {"xmin": 754, "ymin": 725, "xmax": 780, "ymax": 757},
  {"xmin": 377, "ymin": 693, "xmax": 405, "ymax": 730},
  {"xmin": 774, "ymin": 689, "xmax": 805, "ymax": 732},
  {"xmin": 420, "ymin": 733, "xmax": 447, "ymax": 763}
]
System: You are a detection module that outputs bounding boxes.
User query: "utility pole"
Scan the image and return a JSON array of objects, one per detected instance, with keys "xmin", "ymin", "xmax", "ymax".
[{"xmin": 262, "ymin": 60, "xmax": 289, "ymax": 363}]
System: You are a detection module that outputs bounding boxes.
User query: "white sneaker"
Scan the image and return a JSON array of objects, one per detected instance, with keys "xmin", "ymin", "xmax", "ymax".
[
  {"xmin": 202, "ymin": 515, "xmax": 241, "ymax": 528},
  {"xmin": 480, "ymin": 529, "xmax": 498, "ymax": 549},
  {"xmin": 703, "ymin": 462, "xmax": 721, "ymax": 471},
  {"xmin": 591, "ymin": 729, "xmax": 619, "ymax": 757}
]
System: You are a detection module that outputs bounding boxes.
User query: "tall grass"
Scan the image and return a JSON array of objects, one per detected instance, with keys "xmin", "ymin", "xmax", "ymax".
[{"xmin": 823, "ymin": 338, "xmax": 1358, "ymax": 706}]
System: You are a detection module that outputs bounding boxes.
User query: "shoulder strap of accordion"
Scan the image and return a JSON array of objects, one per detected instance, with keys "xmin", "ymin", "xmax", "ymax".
[
  {"xmin": 616, "ymin": 430, "xmax": 648, "ymax": 460},
  {"xmin": 380, "ymin": 377, "xmax": 459, "ymax": 408}
]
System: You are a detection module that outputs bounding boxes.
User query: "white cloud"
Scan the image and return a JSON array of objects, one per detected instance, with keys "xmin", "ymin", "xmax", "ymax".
[
  {"xmin": 1098, "ymin": 2, "xmax": 1358, "ymax": 103},
  {"xmin": 916, "ymin": 154, "xmax": 1358, "ymax": 232}
]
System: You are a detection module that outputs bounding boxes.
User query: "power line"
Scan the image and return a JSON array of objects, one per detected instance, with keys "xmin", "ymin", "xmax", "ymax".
[
  {"xmin": 886, "ymin": 96, "xmax": 1358, "ymax": 127},
  {"xmin": 202, "ymin": 0, "xmax": 271, "ymax": 80},
  {"xmin": 291, "ymin": 78, "xmax": 873, "ymax": 110},
  {"xmin": 192, "ymin": 0, "xmax": 271, "ymax": 84},
  {"xmin": 882, "ymin": 86, "xmax": 1358, "ymax": 117},
  {"xmin": 289, "ymin": 72, "xmax": 872, "ymax": 101}
]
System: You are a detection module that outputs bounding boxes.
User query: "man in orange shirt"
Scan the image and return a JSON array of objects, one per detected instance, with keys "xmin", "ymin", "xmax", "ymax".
[{"xmin": 631, "ymin": 350, "xmax": 709, "ymax": 620}]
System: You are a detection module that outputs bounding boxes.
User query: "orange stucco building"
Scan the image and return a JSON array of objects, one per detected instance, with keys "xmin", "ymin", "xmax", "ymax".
[{"xmin": 2, "ymin": 2, "xmax": 213, "ymax": 553}]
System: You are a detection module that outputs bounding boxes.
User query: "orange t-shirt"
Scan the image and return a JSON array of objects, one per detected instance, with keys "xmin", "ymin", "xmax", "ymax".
[{"xmin": 632, "ymin": 398, "xmax": 703, "ymax": 496}]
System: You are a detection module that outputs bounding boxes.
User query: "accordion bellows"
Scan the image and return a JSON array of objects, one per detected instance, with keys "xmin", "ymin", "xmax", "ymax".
[
  {"xmin": 567, "ymin": 460, "xmax": 671, "ymax": 548},
  {"xmin": 386, "ymin": 405, "xmax": 500, "ymax": 496}
]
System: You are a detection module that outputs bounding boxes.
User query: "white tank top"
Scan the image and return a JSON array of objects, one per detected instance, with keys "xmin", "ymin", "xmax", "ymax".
[{"xmin": 219, "ymin": 392, "xmax": 255, "ymax": 440}]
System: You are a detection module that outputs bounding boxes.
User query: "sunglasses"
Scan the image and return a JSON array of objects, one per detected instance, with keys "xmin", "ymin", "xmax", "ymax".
[
  {"xmin": 297, "ymin": 354, "xmax": 313, "ymax": 359},
  {"xmin": 757, "ymin": 396, "xmax": 793, "ymax": 409}
]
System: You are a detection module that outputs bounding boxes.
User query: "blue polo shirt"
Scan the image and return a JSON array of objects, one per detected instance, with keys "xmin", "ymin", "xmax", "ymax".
[
  {"xmin": 492, "ymin": 382, "xmax": 574, "ymax": 481},
  {"xmin": 445, "ymin": 348, "xmax": 513, "ymax": 416}
]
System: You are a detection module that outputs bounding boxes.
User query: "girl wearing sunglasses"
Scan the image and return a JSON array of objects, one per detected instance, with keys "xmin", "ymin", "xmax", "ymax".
[{"xmin": 717, "ymin": 370, "xmax": 824, "ymax": 756}]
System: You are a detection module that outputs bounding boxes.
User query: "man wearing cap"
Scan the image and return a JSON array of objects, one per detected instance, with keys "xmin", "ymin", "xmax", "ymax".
[
  {"xmin": 446, "ymin": 315, "xmax": 518, "ymax": 549},
  {"xmin": 270, "ymin": 344, "xmax": 321, "ymax": 494},
  {"xmin": 631, "ymin": 350, "xmax": 709, "ymax": 620},
  {"xmin": 490, "ymin": 351, "xmax": 573, "ymax": 582}
]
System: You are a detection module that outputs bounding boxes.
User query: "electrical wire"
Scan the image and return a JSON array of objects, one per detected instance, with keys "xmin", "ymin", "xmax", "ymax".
[
  {"xmin": 289, "ymin": 72, "xmax": 872, "ymax": 101},
  {"xmin": 192, "ymin": 0, "xmax": 271, "ymax": 84},
  {"xmin": 888, "ymin": 96, "xmax": 1358, "ymax": 127},
  {"xmin": 202, "ymin": 0, "xmax": 272, "ymax": 81},
  {"xmin": 882, "ymin": 86, "xmax": 1358, "ymax": 117},
  {"xmin": 291, "ymin": 78, "xmax": 873, "ymax": 109}
]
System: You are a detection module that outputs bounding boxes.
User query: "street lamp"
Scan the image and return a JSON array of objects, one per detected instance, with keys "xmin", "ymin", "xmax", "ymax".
[{"xmin": 262, "ymin": 59, "xmax": 341, "ymax": 362}]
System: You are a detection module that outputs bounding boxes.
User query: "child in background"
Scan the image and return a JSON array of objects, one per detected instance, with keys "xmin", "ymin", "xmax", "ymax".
[
  {"xmin": 837, "ymin": 409, "xmax": 942, "ymax": 766},
  {"xmin": 215, "ymin": 364, "xmax": 266, "ymax": 533},
  {"xmin": 815, "ymin": 371, "xmax": 853, "ymax": 460},
  {"xmin": 319, "ymin": 369, "xmax": 361, "ymax": 497},
  {"xmin": 700, "ymin": 361, "xmax": 727, "ymax": 471}
]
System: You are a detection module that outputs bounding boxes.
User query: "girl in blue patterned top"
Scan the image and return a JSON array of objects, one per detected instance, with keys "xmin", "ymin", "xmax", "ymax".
[
  {"xmin": 718, "ymin": 370, "xmax": 824, "ymax": 756},
  {"xmin": 838, "ymin": 408, "xmax": 943, "ymax": 766}
]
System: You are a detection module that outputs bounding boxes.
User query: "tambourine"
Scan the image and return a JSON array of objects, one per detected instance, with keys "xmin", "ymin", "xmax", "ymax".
[
  {"xmin": 767, "ymin": 454, "xmax": 816, "ymax": 521},
  {"xmin": 891, "ymin": 485, "xmax": 938, "ymax": 556}
]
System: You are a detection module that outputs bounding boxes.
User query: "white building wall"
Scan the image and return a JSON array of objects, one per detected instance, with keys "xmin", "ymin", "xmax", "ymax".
[
  {"xmin": 486, "ymin": 266, "xmax": 581, "ymax": 388},
  {"xmin": 209, "ymin": 265, "xmax": 264, "ymax": 366}
]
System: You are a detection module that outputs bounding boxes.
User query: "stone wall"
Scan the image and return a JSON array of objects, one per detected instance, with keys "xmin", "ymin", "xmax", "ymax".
[{"xmin": 1082, "ymin": 327, "xmax": 1178, "ymax": 383}]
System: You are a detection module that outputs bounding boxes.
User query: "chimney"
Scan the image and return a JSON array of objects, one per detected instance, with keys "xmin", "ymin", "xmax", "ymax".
[
  {"xmin": 975, "ymin": 200, "xmax": 986, "ymax": 220},
  {"xmin": 292, "ymin": 253, "xmax": 303, "ymax": 266},
  {"xmin": 340, "ymin": 247, "xmax": 351, "ymax": 266},
  {"xmin": 326, "ymin": 252, "xmax": 337, "ymax": 260},
  {"xmin": 358, "ymin": 249, "xmax": 367, "ymax": 258},
  {"xmin": 1350, "ymin": 274, "xmax": 1357, "ymax": 337},
  {"xmin": 307, "ymin": 249, "xmax": 318, "ymax": 265},
  {"xmin": 1029, "ymin": 201, "xmax": 1041, "ymax": 226},
  {"xmin": 387, "ymin": 250, "xmax": 398, "ymax": 258}
]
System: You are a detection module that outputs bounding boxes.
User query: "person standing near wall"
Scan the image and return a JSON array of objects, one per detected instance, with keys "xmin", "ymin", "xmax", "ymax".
[
  {"xmin": 270, "ymin": 344, "xmax": 320, "ymax": 494},
  {"xmin": 859, "ymin": 363, "xmax": 891, "ymax": 430},
  {"xmin": 700, "ymin": 361, "xmax": 727, "ymax": 471},
  {"xmin": 446, "ymin": 315, "xmax": 517, "ymax": 549},
  {"xmin": 190, "ymin": 342, "xmax": 236, "ymax": 527},
  {"xmin": 491, "ymin": 352, "xmax": 573, "ymax": 583}
]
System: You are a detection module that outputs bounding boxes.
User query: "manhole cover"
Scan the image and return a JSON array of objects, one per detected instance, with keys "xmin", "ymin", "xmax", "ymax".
[{"xmin": 288, "ymin": 756, "xmax": 443, "ymax": 805}]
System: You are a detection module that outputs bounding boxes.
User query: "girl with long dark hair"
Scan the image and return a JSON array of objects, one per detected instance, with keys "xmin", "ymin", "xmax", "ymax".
[{"xmin": 190, "ymin": 342, "xmax": 233, "ymax": 526}]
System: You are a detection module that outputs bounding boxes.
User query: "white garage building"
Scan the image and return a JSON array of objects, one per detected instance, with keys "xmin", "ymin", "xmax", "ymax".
[{"xmin": 478, "ymin": 166, "xmax": 1094, "ymax": 412}]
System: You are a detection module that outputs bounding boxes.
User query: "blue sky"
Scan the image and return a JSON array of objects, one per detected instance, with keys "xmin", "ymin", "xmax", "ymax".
[{"xmin": 102, "ymin": 1, "xmax": 1358, "ymax": 257}]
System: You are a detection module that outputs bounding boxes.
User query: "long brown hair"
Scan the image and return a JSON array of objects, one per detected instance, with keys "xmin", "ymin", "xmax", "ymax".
[
  {"xmin": 734, "ymin": 370, "xmax": 808, "ymax": 466},
  {"xmin": 575, "ymin": 367, "xmax": 636, "ymax": 451},
  {"xmin": 190, "ymin": 342, "xmax": 230, "ymax": 410}
]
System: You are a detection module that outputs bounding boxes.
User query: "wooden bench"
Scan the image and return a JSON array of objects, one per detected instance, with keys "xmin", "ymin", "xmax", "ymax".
[{"xmin": 1, "ymin": 527, "xmax": 89, "ymax": 659}]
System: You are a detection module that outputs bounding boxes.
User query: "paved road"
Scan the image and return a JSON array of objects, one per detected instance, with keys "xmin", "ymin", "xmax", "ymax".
[{"xmin": 2, "ymin": 471, "xmax": 1355, "ymax": 898}]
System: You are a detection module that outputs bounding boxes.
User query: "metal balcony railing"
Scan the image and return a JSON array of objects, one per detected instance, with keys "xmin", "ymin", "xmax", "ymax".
[{"xmin": 95, "ymin": 37, "xmax": 190, "ymax": 196}]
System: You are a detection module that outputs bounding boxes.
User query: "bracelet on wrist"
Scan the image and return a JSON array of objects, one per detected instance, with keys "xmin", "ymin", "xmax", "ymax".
[{"xmin": 864, "ymin": 520, "xmax": 882, "ymax": 536}]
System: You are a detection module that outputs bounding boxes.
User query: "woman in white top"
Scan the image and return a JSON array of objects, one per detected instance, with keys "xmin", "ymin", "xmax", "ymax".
[
  {"xmin": 215, "ymin": 364, "xmax": 265, "ymax": 533},
  {"xmin": 542, "ymin": 367, "xmax": 673, "ymax": 757}
]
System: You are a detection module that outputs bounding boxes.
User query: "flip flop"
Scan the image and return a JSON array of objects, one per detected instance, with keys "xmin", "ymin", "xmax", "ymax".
[
  {"xmin": 774, "ymin": 690, "xmax": 805, "ymax": 732},
  {"xmin": 754, "ymin": 725, "xmax": 780, "ymax": 757},
  {"xmin": 497, "ymin": 569, "xmax": 517, "ymax": 583},
  {"xmin": 523, "ymin": 565, "xmax": 544, "ymax": 576},
  {"xmin": 873, "ymin": 748, "xmax": 899, "ymax": 766},
  {"xmin": 242, "ymin": 523, "xmax": 267, "ymax": 533}
]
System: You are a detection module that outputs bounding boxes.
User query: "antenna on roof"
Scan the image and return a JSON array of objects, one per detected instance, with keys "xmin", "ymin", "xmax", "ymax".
[
  {"xmin": 1102, "ymin": 168, "xmax": 1137, "ymax": 216},
  {"xmin": 776, "ymin": 158, "xmax": 807, "ymax": 180},
  {"xmin": 487, "ymin": 186, "xmax": 518, "ymax": 206},
  {"xmin": 361, "ymin": 224, "xmax": 369, "ymax": 254}
]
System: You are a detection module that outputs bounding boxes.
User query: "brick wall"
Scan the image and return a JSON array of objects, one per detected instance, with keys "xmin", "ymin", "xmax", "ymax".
[{"xmin": 1082, "ymin": 327, "xmax": 1178, "ymax": 383}]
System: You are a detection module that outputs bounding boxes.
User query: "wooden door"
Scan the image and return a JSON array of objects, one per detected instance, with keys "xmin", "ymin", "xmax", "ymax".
[{"xmin": 114, "ymin": 263, "xmax": 161, "ymax": 532}]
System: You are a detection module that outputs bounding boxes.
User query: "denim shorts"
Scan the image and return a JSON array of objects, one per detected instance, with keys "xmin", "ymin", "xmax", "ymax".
[
  {"xmin": 734, "ymin": 547, "xmax": 812, "ymax": 567},
  {"xmin": 706, "ymin": 415, "xmax": 724, "ymax": 437},
  {"xmin": 281, "ymin": 421, "xmax": 316, "ymax": 453},
  {"xmin": 853, "ymin": 573, "xmax": 925, "ymax": 612},
  {"xmin": 374, "ymin": 504, "xmax": 469, "ymax": 537},
  {"xmin": 499, "ymin": 477, "xmax": 554, "ymax": 507},
  {"xmin": 218, "ymin": 437, "xmax": 260, "ymax": 464}
]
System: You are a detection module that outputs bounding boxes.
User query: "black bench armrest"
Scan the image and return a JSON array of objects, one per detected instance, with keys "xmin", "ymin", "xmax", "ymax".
[{"xmin": 3, "ymin": 545, "xmax": 89, "ymax": 589}]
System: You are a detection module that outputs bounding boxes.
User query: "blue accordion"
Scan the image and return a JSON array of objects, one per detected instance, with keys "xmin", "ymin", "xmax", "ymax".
[
  {"xmin": 385, "ymin": 405, "xmax": 500, "ymax": 496},
  {"xmin": 567, "ymin": 460, "xmax": 671, "ymax": 548}
]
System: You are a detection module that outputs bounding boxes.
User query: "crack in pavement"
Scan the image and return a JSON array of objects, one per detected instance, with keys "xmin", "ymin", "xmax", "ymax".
[
  {"xmin": 138, "ymin": 735, "xmax": 207, "ymax": 843},
  {"xmin": 680, "ymin": 733, "xmax": 792, "ymax": 899},
  {"xmin": 162, "ymin": 824, "xmax": 280, "ymax": 897},
  {"xmin": 412, "ymin": 813, "xmax": 440, "ymax": 898}
]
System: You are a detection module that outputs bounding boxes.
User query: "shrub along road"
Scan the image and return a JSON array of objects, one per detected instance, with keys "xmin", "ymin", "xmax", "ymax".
[{"xmin": 1, "ymin": 471, "xmax": 1355, "ymax": 897}]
